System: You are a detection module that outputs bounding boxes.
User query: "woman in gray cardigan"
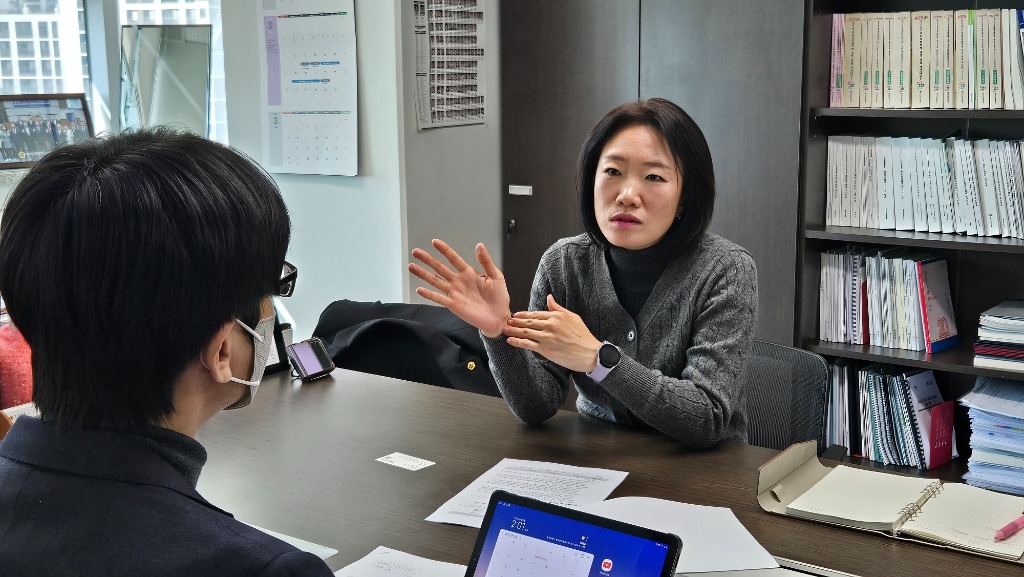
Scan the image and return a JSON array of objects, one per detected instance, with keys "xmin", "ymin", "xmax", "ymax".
[{"xmin": 410, "ymin": 98, "xmax": 758, "ymax": 448}]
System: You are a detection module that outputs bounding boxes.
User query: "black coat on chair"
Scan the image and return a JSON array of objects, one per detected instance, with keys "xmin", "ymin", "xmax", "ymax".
[{"xmin": 312, "ymin": 300, "xmax": 500, "ymax": 397}]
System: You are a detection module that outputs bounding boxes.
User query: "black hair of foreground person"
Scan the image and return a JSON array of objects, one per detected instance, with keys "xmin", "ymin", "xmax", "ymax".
[
  {"xmin": 577, "ymin": 97, "xmax": 715, "ymax": 256},
  {"xmin": 0, "ymin": 127, "xmax": 290, "ymax": 432}
]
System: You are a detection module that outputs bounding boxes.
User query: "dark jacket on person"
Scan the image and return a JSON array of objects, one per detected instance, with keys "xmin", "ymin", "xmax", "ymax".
[{"xmin": 0, "ymin": 417, "xmax": 333, "ymax": 577}]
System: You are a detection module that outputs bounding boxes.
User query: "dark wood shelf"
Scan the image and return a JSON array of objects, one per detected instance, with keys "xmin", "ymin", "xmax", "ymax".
[
  {"xmin": 841, "ymin": 454, "xmax": 969, "ymax": 483},
  {"xmin": 804, "ymin": 225, "xmax": 1024, "ymax": 253},
  {"xmin": 804, "ymin": 340, "xmax": 1024, "ymax": 380},
  {"xmin": 812, "ymin": 107, "xmax": 1024, "ymax": 119}
]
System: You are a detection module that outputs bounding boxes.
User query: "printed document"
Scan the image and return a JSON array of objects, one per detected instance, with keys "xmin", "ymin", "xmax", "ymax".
[
  {"xmin": 577, "ymin": 497, "xmax": 779, "ymax": 574},
  {"xmin": 425, "ymin": 458, "xmax": 627, "ymax": 528},
  {"xmin": 333, "ymin": 546, "xmax": 464, "ymax": 577}
]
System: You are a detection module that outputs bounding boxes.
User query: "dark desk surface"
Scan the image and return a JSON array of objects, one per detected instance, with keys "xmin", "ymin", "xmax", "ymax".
[{"xmin": 196, "ymin": 369, "xmax": 1007, "ymax": 576}]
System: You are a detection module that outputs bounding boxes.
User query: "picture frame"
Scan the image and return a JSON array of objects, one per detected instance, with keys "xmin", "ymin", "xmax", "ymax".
[{"xmin": 0, "ymin": 93, "xmax": 95, "ymax": 170}]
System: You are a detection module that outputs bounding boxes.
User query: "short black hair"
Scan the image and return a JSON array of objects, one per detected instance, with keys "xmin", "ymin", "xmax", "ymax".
[
  {"xmin": 577, "ymin": 98, "xmax": 715, "ymax": 256},
  {"xmin": 0, "ymin": 127, "xmax": 290, "ymax": 431}
]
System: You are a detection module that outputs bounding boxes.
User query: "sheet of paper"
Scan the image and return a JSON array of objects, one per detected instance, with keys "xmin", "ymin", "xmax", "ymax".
[
  {"xmin": 244, "ymin": 523, "xmax": 337, "ymax": 560},
  {"xmin": 333, "ymin": 546, "xmax": 465, "ymax": 577},
  {"xmin": 577, "ymin": 497, "xmax": 779, "ymax": 574},
  {"xmin": 376, "ymin": 452, "xmax": 435, "ymax": 471},
  {"xmin": 426, "ymin": 458, "xmax": 627, "ymax": 528}
]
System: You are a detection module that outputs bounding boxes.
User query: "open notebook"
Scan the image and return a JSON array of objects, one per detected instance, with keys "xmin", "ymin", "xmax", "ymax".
[{"xmin": 784, "ymin": 462, "xmax": 1024, "ymax": 560}]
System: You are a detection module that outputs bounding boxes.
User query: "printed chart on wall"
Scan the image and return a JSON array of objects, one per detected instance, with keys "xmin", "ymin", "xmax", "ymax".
[
  {"xmin": 414, "ymin": 0, "xmax": 486, "ymax": 129},
  {"xmin": 257, "ymin": 0, "xmax": 357, "ymax": 176}
]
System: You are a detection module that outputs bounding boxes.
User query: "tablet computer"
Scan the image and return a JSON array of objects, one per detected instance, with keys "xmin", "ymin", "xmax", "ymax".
[{"xmin": 465, "ymin": 490, "xmax": 682, "ymax": 577}]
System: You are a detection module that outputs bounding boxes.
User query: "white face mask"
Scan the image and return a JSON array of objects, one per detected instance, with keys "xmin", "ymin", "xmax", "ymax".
[{"xmin": 225, "ymin": 314, "xmax": 276, "ymax": 410}]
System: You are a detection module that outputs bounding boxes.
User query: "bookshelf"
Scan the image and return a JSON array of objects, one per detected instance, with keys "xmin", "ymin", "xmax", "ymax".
[{"xmin": 798, "ymin": 0, "xmax": 1024, "ymax": 461}]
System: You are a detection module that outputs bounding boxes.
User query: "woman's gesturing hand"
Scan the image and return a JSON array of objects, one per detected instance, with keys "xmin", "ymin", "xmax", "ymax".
[
  {"xmin": 409, "ymin": 239, "xmax": 511, "ymax": 338},
  {"xmin": 503, "ymin": 294, "xmax": 603, "ymax": 373}
]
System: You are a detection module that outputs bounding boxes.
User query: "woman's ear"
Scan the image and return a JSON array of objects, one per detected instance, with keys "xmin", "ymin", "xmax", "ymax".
[{"xmin": 199, "ymin": 320, "xmax": 236, "ymax": 383}]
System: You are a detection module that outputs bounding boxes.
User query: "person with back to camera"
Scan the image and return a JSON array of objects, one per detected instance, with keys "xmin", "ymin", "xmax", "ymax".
[
  {"xmin": 0, "ymin": 127, "xmax": 331, "ymax": 576},
  {"xmin": 410, "ymin": 98, "xmax": 758, "ymax": 448}
]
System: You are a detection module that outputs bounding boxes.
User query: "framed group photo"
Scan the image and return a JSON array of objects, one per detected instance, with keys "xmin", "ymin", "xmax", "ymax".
[{"xmin": 0, "ymin": 93, "xmax": 95, "ymax": 170}]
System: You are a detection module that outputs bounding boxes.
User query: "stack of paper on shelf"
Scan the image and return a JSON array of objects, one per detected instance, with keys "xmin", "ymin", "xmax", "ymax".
[
  {"xmin": 825, "ymin": 135, "xmax": 1024, "ymax": 240},
  {"xmin": 819, "ymin": 245, "xmax": 958, "ymax": 353},
  {"xmin": 975, "ymin": 301, "xmax": 1024, "ymax": 371},
  {"xmin": 961, "ymin": 376, "xmax": 1024, "ymax": 495},
  {"xmin": 824, "ymin": 363, "xmax": 956, "ymax": 468}
]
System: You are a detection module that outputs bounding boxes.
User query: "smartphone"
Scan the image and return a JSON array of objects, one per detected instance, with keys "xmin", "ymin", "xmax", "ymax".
[{"xmin": 286, "ymin": 337, "xmax": 335, "ymax": 381}]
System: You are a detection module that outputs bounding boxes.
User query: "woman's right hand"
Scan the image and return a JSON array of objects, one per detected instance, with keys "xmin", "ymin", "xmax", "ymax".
[{"xmin": 409, "ymin": 239, "xmax": 511, "ymax": 338}]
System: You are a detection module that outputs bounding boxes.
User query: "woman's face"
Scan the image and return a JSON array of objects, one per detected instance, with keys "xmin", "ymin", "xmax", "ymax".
[{"xmin": 594, "ymin": 124, "xmax": 682, "ymax": 251}]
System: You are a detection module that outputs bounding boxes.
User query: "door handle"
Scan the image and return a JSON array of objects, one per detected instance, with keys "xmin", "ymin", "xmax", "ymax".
[{"xmin": 506, "ymin": 218, "xmax": 516, "ymax": 239}]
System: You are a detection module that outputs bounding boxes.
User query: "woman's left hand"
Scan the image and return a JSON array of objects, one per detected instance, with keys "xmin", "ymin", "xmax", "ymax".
[{"xmin": 503, "ymin": 294, "xmax": 603, "ymax": 373}]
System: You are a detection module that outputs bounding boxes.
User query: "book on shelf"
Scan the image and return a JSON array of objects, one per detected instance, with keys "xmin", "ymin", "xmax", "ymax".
[
  {"xmin": 830, "ymin": 13, "xmax": 844, "ymax": 107},
  {"xmin": 825, "ymin": 362, "xmax": 954, "ymax": 468},
  {"xmin": 831, "ymin": 9, "xmax": 1024, "ymax": 110},
  {"xmin": 758, "ymin": 442, "xmax": 1024, "ymax": 563},
  {"xmin": 819, "ymin": 246, "xmax": 958, "ymax": 354},
  {"xmin": 915, "ymin": 256, "xmax": 958, "ymax": 354},
  {"xmin": 911, "ymin": 11, "xmax": 931, "ymax": 109},
  {"xmin": 825, "ymin": 135, "xmax": 1024, "ymax": 240}
]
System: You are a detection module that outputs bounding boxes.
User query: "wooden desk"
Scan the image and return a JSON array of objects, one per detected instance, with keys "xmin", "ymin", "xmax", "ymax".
[{"xmin": 197, "ymin": 369, "xmax": 1006, "ymax": 575}]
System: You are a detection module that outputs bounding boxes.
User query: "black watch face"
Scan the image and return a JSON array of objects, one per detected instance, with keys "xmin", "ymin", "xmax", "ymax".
[{"xmin": 599, "ymin": 343, "xmax": 621, "ymax": 368}]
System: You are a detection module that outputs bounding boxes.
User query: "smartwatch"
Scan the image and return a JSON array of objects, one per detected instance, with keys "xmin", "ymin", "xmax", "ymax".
[{"xmin": 586, "ymin": 341, "xmax": 621, "ymax": 383}]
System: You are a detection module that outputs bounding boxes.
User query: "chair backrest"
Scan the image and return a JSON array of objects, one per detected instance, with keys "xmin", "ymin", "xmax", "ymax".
[
  {"xmin": 745, "ymin": 340, "xmax": 829, "ymax": 452},
  {"xmin": 0, "ymin": 409, "xmax": 12, "ymax": 441}
]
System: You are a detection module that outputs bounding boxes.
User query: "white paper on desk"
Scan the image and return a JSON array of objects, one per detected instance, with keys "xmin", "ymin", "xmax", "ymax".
[
  {"xmin": 245, "ymin": 523, "xmax": 338, "ymax": 560},
  {"xmin": 577, "ymin": 497, "xmax": 779, "ymax": 574},
  {"xmin": 334, "ymin": 546, "xmax": 465, "ymax": 577},
  {"xmin": 425, "ymin": 458, "xmax": 628, "ymax": 528}
]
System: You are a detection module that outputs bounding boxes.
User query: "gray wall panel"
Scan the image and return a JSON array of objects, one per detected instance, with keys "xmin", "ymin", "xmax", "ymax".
[{"xmin": 640, "ymin": 0, "xmax": 804, "ymax": 345}]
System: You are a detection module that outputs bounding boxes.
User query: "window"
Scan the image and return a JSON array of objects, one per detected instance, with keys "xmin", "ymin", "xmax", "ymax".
[
  {"xmin": 16, "ymin": 41, "xmax": 35, "ymax": 58},
  {"xmin": 0, "ymin": 60, "xmax": 11, "ymax": 76},
  {"xmin": 20, "ymin": 79, "xmax": 37, "ymax": 93},
  {"xmin": 41, "ymin": 60, "xmax": 52, "ymax": 76},
  {"xmin": 1, "ymin": 79, "xmax": 13, "ymax": 94},
  {"xmin": 162, "ymin": 9, "xmax": 179, "ymax": 23},
  {"xmin": 18, "ymin": 60, "xmax": 35, "ymax": 76},
  {"xmin": 14, "ymin": 22, "xmax": 32, "ymax": 39},
  {"xmin": 0, "ymin": 23, "xmax": 9, "ymax": 40},
  {"xmin": 43, "ymin": 79, "xmax": 54, "ymax": 92},
  {"xmin": 37, "ymin": 22, "xmax": 49, "ymax": 39},
  {"xmin": 40, "ymin": 42, "xmax": 50, "ymax": 58},
  {"xmin": 0, "ymin": 43, "xmax": 10, "ymax": 59}
]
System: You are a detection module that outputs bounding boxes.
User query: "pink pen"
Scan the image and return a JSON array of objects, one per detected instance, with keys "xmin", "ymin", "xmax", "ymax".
[{"xmin": 994, "ymin": 511, "xmax": 1024, "ymax": 541}]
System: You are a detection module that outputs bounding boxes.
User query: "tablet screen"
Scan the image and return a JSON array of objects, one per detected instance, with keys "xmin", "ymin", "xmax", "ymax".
[{"xmin": 466, "ymin": 491, "xmax": 679, "ymax": 577}]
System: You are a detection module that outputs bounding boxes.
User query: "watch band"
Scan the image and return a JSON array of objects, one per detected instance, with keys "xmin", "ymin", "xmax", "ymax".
[{"xmin": 587, "ymin": 341, "xmax": 621, "ymax": 383}]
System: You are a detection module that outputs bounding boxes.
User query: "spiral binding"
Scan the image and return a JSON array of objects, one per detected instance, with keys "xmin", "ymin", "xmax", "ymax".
[{"xmin": 892, "ymin": 481, "xmax": 944, "ymax": 536}]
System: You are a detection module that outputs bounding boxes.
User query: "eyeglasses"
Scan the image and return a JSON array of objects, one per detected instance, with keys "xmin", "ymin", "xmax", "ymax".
[{"xmin": 278, "ymin": 261, "xmax": 297, "ymax": 297}]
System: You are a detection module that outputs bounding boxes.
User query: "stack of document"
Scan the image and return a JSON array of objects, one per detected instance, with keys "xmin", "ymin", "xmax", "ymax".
[
  {"xmin": 961, "ymin": 377, "xmax": 1024, "ymax": 495},
  {"xmin": 824, "ymin": 363, "xmax": 956, "ymax": 469},
  {"xmin": 819, "ymin": 245, "xmax": 958, "ymax": 353},
  {"xmin": 975, "ymin": 301, "xmax": 1024, "ymax": 371}
]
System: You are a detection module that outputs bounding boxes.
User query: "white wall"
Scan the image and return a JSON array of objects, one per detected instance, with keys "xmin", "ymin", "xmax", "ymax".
[
  {"xmin": 222, "ymin": 0, "xmax": 406, "ymax": 336},
  {"xmin": 3, "ymin": 0, "xmax": 504, "ymax": 337}
]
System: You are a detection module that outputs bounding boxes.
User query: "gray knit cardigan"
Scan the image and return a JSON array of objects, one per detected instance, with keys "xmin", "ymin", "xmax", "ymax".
[{"xmin": 481, "ymin": 233, "xmax": 758, "ymax": 448}]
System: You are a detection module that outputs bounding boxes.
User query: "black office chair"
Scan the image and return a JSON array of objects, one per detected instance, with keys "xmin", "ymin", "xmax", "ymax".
[{"xmin": 745, "ymin": 340, "xmax": 829, "ymax": 452}]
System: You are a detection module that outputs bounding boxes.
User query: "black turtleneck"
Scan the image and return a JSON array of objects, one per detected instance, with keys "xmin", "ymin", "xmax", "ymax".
[
  {"xmin": 605, "ymin": 233, "xmax": 675, "ymax": 319},
  {"xmin": 130, "ymin": 425, "xmax": 208, "ymax": 487}
]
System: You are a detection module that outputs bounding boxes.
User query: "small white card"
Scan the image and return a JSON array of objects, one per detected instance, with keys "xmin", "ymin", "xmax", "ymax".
[{"xmin": 376, "ymin": 452, "xmax": 435, "ymax": 471}]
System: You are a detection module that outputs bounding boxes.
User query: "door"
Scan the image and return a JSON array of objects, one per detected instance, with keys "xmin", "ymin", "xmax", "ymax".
[
  {"xmin": 640, "ymin": 0, "xmax": 805, "ymax": 344},
  {"xmin": 500, "ymin": 1, "xmax": 640, "ymax": 312}
]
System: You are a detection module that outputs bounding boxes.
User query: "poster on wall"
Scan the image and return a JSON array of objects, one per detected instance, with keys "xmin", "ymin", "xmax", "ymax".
[
  {"xmin": 414, "ymin": 0, "xmax": 486, "ymax": 129},
  {"xmin": 257, "ymin": 0, "xmax": 358, "ymax": 176}
]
